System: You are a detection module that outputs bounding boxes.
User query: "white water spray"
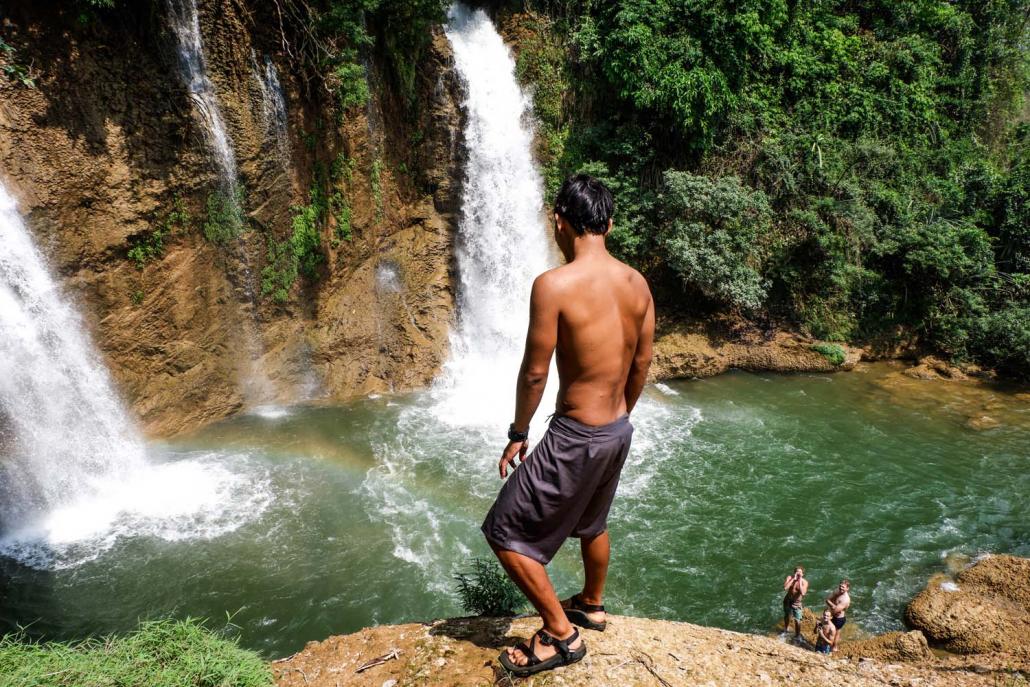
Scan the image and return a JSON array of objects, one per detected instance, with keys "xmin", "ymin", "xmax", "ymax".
[
  {"xmin": 0, "ymin": 182, "xmax": 269, "ymax": 568},
  {"xmin": 167, "ymin": 0, "xmax": 240, "ymax": 189}
]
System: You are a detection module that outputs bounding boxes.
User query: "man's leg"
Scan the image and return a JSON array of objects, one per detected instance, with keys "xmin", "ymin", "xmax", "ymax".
[
  {"xmin": 580, "ymin": 530, "xmax": 610, "ymax": 605},
  {"xmin": 783, "ymin": 607, "xmax": 791, "ymax": 634},
  {"xmin": 492, "ymin": 545, "xmax": 581, "ymax": 665}
]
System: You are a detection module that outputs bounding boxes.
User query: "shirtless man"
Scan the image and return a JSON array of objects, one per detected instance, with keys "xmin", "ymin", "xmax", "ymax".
[
  {"xmin": 825, "ymin": 579, "xmax": 851, "ymax": 650},
  {"xmin": 814, "ymin": 609, "xmax": 837, "ymax": 654},
  {"xmin": 782, "ymin": 566, "xmax": 809, "ymax": 637},
  {"xmin": 481, "ymin": 174, "xmax": 655, "ymax": 677}
]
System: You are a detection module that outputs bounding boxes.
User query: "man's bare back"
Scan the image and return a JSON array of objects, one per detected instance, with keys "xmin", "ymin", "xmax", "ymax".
[
  {"xmin": 507, "ymin": 209, "xmax": 654, "ymax": 440},
  {"xmin": 541, "ymin": 255, "xmax": 653, "ymax": 426}
]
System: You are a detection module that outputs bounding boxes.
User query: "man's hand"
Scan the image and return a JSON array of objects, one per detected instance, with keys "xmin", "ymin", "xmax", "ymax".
[{"xmin": 499, "ymin": 440, "xmax": 528, "ymax": 478}]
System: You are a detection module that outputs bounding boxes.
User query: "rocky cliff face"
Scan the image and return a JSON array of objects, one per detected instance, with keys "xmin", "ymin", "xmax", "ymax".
[{"xmin": 0, "ymin": 1, "xmax": 462, "ymax": 435}]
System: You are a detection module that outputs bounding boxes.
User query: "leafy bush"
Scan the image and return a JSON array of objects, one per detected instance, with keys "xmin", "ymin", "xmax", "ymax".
[
  {"xmin": 659, "ymin": 172, "xmax": 771, "ymax": 311},
  {"xmin": 454, "ymin": 558, "xmax": 523, "ymax": 617},
  {"xmin": 0, "ymin": 618, "xmax": 272, "ymax": 687},
  {"xmin": 203, "ymin": 186, "xmax": 246, "ymax": 244},
  {"xmin": 811, "ymin": 343, "xmax": 846, "ymax": 366}
]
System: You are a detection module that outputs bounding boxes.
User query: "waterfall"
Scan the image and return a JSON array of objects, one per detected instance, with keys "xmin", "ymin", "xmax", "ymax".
[
  {"xmin": 0, "ymin": 182, "xmax": 146, "ymax": 529},
  {"xmin": 167, "ymin": 0, "xmax": 240, "ymax": 191},
  {"xmin": 0, "ymin": 183, "xmax": 270, "ymax": 568},
  {"xmin": 429, "ymin": 3, "xmax": 556, "ymax": 427},
  {"xmin": 361, "ymin": 3, "xmax": 559, "ymax": 588},
  {"xmin": 251, "ymin": 51, "xmax": 291, "ymax": 167}
]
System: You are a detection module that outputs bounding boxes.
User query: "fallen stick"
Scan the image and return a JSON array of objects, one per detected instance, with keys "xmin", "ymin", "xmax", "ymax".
[{"xmin": 356, "ymin": 648, "xmax": 401, "ymax": 673}]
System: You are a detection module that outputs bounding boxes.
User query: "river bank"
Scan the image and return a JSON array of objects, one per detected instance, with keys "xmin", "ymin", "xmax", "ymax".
[{"xmin": 273, "ymin": 555, "xmax": 1030, "ymax": 686}]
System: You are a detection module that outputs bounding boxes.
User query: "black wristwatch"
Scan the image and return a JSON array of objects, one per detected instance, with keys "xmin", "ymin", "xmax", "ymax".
[{"xmin": 507, "ymin": 423, "xmax": 529, "ymax": 443}]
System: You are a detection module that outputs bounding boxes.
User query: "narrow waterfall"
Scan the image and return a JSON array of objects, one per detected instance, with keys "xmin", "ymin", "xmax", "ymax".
[
  {"xmin": 430, "ymin": 3, "xmax": 556, "ymax": 427},
  {"xmin": 252, "ymin": 51, "xmax": 291, "ymax": 167},
  {"xmin": 167, "ymin": 0, "xmax": 240, "ymax": 190},
  {"xmin": 0, "ymin": 182, "xmax": 146, "ymax": 531}
]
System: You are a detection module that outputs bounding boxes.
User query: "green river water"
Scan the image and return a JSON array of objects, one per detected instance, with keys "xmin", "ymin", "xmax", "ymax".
[{"xmin": 1, "ymin": 363, "xmax": 1027, "ymax": 658}]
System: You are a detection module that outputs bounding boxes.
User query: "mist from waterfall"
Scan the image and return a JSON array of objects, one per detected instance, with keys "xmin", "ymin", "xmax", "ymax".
[{"xmin": 167, "ymin": 0, "xmax": 240, "ymax": 190}]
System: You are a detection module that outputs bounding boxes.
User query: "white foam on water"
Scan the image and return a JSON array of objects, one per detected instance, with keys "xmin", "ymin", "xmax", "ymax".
[
  {"xmin": 250, "ymin": 404, "xmax": 292, "ymax": 420},
  {"xmin": 0, "ymin": 452, "xmax": 273, "ymax": 570},
  {"xmin": 654, "ymin": 382, "xmax": 679, "ymax": 396}
]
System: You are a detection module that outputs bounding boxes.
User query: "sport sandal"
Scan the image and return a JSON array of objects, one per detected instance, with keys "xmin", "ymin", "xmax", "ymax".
[
  {"xmin": 563, "ymin": 593, "xmax": 607, "ymax": 632},
  {"xmin": 497, "ymin": 628, "xmax": 587, "ymax": 677}
]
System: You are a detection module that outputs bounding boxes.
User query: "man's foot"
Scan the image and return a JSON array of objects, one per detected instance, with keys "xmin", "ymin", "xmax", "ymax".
[
  {"xmin": 561, "ymin": 593, "xmax": 607, "ymax": 631},
  {"xmin": 499, "ymin": 628, "xmax": 586, "ymax": 677}
]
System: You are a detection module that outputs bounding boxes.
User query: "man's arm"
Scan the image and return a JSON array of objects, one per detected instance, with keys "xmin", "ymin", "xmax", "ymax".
[
  {"xmin": 498, "ymin": 274, "xmax": 559, "ymax": 478},
  {"xmin": 624, "ymin": 292, "xmax": 655, "ymax": 414}
]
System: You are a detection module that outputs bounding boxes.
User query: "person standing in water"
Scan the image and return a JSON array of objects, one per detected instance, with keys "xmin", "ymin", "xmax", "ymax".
[
  {"xmin": 782, "ymin": 566, "xmax": 808, "ymax": 637},
  {"xmin": 825, "ymin": 579, "xmax": 851, "ymax": 650},
  {"xmin": 481, "ymin": 175, "xmax": 655, "ymax": 678}
]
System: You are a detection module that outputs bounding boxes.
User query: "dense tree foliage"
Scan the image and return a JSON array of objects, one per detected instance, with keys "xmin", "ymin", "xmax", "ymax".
[{"xmin": 516, "ymin": 0, "xmax": 1029, "ymax": 377}]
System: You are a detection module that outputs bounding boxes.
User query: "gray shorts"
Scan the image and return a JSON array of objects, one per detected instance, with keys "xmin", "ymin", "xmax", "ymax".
[{"xmin": 481, "ymin": 414, "xmax": 633, "ymax": 564}]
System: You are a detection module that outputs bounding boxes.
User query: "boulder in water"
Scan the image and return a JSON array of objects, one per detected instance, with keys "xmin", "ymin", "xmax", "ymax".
[{"xmin": 905, "ymin": 555, "xmax": 1030, "ymax": 656}]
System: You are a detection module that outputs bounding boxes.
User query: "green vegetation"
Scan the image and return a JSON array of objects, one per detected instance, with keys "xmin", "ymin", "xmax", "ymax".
[
  {"xmin": 0, "ymin": 618, "xmax": 272, "ymax": 687},
  {"xmin": 515, "ymin": 1, "xmax": 1030, "ymax": 379},
  {"xmin": 202, "ymin": 186, "xmax": 246, "ymax": 244},
  {"xmin": 287, "ymin": 1, "xmax": 445, "ymax": 115},
  {"xmin": 370, "ymin": 156, "xmax": 384, "ymax": 222},
  {"xmin": 454, "ymin": 558, "xmax": 523, "ymax": 617},
  {"xmin": 811, "ymin": 343, "xmax": 847, "ymax": 366},
  {"xmin": 261, "ymin": 155, "xmax": 355, "ymax": 302},
  {"xmin": 0, "ymin": 37, "xmax": 34, "ymax": 88},
  {"xmin": 127, "ymin": 196, "xmax": 191, "ymax": 267}
]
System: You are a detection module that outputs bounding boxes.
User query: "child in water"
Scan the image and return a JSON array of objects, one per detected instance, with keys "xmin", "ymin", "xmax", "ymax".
[{"xmin": 814, "ymin": 609, "xmax": 837, "ymax": 654}]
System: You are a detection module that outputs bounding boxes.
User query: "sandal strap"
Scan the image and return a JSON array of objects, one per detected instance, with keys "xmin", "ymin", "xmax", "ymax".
[
  {"xmin": 515, "ymin": 638, "xmax": 541, "ymax": 667},
  {"xmin": 572, "ymin": 593, "xmax": 605, "ymax": 613},
  {"xmin": 536, "ymin": 628, "xmax": 578, "ymax": 661}
]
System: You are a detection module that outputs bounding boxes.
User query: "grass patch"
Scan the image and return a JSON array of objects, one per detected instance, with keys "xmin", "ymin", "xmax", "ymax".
[
  {"xmin": 811, "ymin": 343, "xmax": 846, "ymax": 366},
  {"xmin": 454, "ymin": 558, "xmax": 523, "ymax": 617},
  {"xmin": 0, "ymin": 617, "xmax": 272, "ymax": 687}
]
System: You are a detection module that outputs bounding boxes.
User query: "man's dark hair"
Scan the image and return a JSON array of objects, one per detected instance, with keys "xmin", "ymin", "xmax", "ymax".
[{"xmin": 554, "ymin": 174, "xmax": 614, "ymax": 236}]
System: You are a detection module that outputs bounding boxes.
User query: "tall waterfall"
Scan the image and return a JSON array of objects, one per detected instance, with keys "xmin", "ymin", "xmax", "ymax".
[
  {"xmin": 0, "ymin": 182, "xmax": 146, "ymax": 529},
  {"xmin": 167, "ymin": 0, "xmax": 240, "ymax": 190},
  {"xmin": 430, "ymin": 3, "xmax": 556, "ymax": 427}
]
